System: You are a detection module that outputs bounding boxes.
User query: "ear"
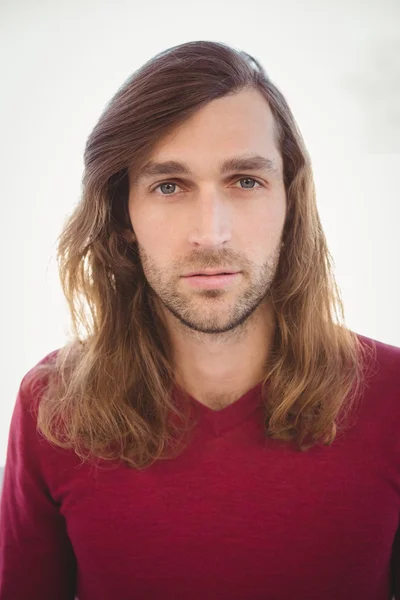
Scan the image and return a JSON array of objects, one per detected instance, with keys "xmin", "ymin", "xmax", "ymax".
[{"xmin": 122, "ymin": 228, "xmax": 136, "ymax": 244}]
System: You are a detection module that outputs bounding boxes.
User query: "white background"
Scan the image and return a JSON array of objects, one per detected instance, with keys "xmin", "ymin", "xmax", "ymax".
[{"xmin": 1, "ymin": 0, "xmax": 399, "ymax": 465}]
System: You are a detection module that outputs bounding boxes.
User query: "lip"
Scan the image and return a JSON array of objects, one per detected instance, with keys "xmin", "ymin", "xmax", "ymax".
[
  {"xmin": 183, "ymin": 272, "xmax": 240, "ymax": 289},
  {"xmin": 183, "ymin": 269, "xmax": 240, "ymax": 277}
]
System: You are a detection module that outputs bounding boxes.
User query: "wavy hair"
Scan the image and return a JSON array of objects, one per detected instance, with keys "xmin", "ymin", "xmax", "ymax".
[{"xmin": 25, "ymin": 40, "xmax": 378, "ymax": 470}]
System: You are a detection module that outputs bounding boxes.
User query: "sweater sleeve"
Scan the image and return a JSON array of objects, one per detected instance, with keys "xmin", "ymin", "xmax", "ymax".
[
  {"xmin": 392, "ymin": 517, "xmax": 400, "ymax": 599},
  {"xmin": 0, "ymin": 380, "xmax": 77, "ymax": 600}
]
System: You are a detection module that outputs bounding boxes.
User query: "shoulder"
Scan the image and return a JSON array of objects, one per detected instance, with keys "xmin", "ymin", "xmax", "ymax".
[
  {"xmin": 18, "ymin": 348, "xmax": 62, "ymax": 412},
  {"xmin": 355, "ymin": 331, "xmax": 400, "ymax": 381},
  {"xmin": 352, "ymin": 332, "xmax": 400, "ymax": 434}
]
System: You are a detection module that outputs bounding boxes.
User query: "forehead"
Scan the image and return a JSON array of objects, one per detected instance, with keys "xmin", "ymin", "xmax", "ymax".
[
  {"xmin": 131, "ymin": 88, "xmax": 282, "ymax": 182},
  {"xmin": 161, "ymin": 87, "xmax": 278, "ymax": 150}
]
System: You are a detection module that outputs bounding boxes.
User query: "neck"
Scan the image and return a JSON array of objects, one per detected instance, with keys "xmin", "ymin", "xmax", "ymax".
[{"xmin": 162, "ymin": 298, "xmax": 275, "ymax": 410}]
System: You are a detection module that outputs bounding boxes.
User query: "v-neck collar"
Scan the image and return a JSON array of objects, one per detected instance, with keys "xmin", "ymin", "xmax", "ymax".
[{"xmin": 172, "ymin": 381, "xmax": 265, "ymax": 436}]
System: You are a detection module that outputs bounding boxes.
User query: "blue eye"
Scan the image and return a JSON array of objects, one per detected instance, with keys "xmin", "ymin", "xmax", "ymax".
[
  {"xmin": 152, "ymin": 177, "xmax": 262, "ymax": 196},
  {"xmin": 157, "ymin": 182, "xmax": 179, "ymax": 195},
  {"xmin": 237, "ymin": 178, "xmax": 260, "ymax": 189}
]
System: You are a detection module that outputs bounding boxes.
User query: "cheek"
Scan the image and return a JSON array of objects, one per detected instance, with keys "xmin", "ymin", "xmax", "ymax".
[
  {"xmin": 134, "ymin": 220, "xmax": 178, "ymax": 270},
  {"xmin": 129, "ymin": 206, "xmax": 166, "ymax": 246},
  {"xmin": 246, "ymin": 208, "xmax": 284, "ymax": 243}
]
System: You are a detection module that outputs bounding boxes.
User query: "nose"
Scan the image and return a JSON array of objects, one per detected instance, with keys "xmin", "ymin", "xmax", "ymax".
[{"xmin": 187, "ymin": 191, "xmax": 232, "ymax": 248}]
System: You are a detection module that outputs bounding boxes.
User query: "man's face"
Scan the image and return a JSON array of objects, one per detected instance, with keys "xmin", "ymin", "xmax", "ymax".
[{"xmin": 127, "ymin": 87, "xmax": 287, "ymax": 335}]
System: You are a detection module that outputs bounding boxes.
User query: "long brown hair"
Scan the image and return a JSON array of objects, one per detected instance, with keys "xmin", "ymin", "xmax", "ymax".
[{"xmin": 25, "ymin": 40, "xmax": 377, "ymax": 470}]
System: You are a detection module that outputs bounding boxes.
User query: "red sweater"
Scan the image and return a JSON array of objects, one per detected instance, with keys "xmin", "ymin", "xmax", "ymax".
[{"xmin": 0, "ymin": 333, "xmax": 399, "ymax": 600}]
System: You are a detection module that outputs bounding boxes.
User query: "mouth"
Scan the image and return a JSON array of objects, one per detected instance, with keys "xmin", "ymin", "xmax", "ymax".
[
  {"xmin": 182, "ymin": 272, "xmax": 241, "ymax": 288},
  {"xmin": 183, "ymin": 270, "xmax": 240, "ymax": 277}
]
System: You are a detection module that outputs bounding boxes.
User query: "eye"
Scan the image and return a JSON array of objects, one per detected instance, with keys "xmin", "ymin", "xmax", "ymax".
[
  {"xmin": 234, "ymin": 177, "xmax": 262, "ymax": 190},
  {"xmin": 152, "ymin": 182, "xmax": 182, "ymax": 196},
  {"xmin": 151, "ymin": 177, "xmax": 263, "ymax": 197}
]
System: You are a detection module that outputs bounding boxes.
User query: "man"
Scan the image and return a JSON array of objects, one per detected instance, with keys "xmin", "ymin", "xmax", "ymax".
[
  {"xmin": 125, "ymin": 84, "xmax": 285, "ymax": 412},
  {"xmin": 0, "ymin": 40, "xmax": 399, "ymax": 600}
]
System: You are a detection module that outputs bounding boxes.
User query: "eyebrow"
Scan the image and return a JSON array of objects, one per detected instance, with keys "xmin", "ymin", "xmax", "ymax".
[{"xmin": 132, "ymin": 154, "xmax": 280, "ymax": 186}]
